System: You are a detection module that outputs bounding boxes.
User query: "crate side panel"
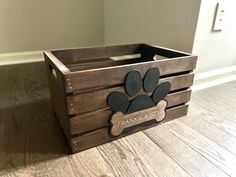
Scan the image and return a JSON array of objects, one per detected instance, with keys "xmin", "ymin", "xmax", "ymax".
[
  {"xmin": 53, "ymin": 44, "xmax": 142, "ymax": 65},
  {"xmin": 44, "ymin": 55, "xmax": 70, "ymax": 138}
]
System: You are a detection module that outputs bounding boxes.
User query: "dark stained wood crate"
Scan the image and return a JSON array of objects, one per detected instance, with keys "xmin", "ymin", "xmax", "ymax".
[{"xmin": 44, "ymin": 44, "xmax": 197, "ymax": 153}]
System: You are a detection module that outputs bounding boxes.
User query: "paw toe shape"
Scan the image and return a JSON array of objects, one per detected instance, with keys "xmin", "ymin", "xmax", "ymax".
[
  {"xmin": 125, "ymin": 70, "xmax": 142, "ymax": 97},
  {"xmin": 152, "ymin": 82, "xmax": 171, "ymax": 104},
  {"xmin": 143, "ymin": 68, "xmax": 160, "ymax": 93},
  {"xmin": 127, "ymin": 95, "xmax": 155, "ymax": 114},
  {"xmin": 107, "ymin": 92, "xmax": 129, "ymax": 114}
]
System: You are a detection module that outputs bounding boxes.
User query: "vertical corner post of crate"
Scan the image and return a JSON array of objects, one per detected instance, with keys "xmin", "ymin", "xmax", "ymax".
[{"xmin": 43, "ymin": 51, "xmax": 71, "ymax": 138}]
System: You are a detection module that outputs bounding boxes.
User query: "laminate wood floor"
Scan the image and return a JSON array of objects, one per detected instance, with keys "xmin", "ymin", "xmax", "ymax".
[{"xmin": 0, "ymin": 62, "xmax": 236, "ymax": 177}]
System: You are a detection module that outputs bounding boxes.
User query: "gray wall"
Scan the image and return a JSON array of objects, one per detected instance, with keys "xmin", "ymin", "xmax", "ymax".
[
  {"xmin": 0, "ymin": 0, "xmax": 104, "ymax": 53},
  {"xmin": 104, "ymin": 0, "xmax": 201, "ymax": 53},
  {"xmin": 2, "ymin": 0, "xmax": 236, "ymax": 75},
  {"xmin": 192, "ymin": 0, "xmax": 236, "ymax": 72}
]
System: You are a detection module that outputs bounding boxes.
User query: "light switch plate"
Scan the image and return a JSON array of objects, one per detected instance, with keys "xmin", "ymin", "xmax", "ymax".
[{"xmin": 213, "ymin": 3, "xmax": 225, "ymax": 31}]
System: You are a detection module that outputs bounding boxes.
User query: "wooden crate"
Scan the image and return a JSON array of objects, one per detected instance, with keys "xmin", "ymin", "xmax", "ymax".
[{"xmin": 44, "ymin": 44, "xmax": 197, "ymax": 153}]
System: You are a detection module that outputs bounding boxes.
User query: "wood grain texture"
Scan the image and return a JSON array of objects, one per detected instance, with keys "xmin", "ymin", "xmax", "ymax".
[
  {"xmin": 52, "ymin": 44, "xmax": 142, "ymax": 65},
  {"xmin": 35, "ymin": 148, "xmax": 114, "ymax": 177},
  {"xmin": 45, "ymin": 53, "xmax": 71, "ymax": 138},
  {"xmin": 44, "ymin": 51, "xmax": 70, "ymax": 74},
  {"xmin": 52, "ymin": 43, "xmax": 190, "ymax": 65},
  {"xmin": 68, "ymin": 148, "xmax": 113, "ymax": 177},
  {"xmin": 67, "ymin": 57, "xmax": 144, "ymax": 71},
  {"xmin": 144, "ymin": 125, "xmax": 228, "ymax": 177},
  {"xmin": 97, "ymin": 132, "xmax": 190, "ymax": 177},
  {"xmin": 180, "ymin": 109, "xmax": 236, "ymax": 155},
  {"xmin": 164, "ymin": 120, "xmax": 236, "ymax": 176},
  {"xmin": 191, "ymin": 82, "xmax": 236, "ymax": 125},
  {"xmin": 0, "ymin": 62, "xmax": 68, "ymax": 176},
  {"xmin": 190, "ymin": 101, "xmax": 236, "ymax": 137}
]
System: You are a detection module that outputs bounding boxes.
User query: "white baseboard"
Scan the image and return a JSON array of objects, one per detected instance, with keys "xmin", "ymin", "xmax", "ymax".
[
  {"xmin": 0, "ymin": 51, "xmax": 44, "ymax": 66},
  {"xmin": 193, "ymin": 65, "xmax": 236, "ymax": 91}
]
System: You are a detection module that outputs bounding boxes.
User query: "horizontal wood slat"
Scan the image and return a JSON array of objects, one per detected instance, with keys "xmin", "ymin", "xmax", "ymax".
[
  {"xmin": 64, "ymin": 56, "xmax": 197, "ymax": 93},
  {"xmin": 70, "ymin": 104, "xmax": 189, "ymax": 153},
  {"xmin": 44, "ymin": 51, "xmax": 70, "ymax": 74},
  {"xmin": 67, "ymin": 57, "xmax": 144, "ymax": 72},
  {"xmin": 52, "ymin": 44, "xmax": 141, "ymax": 65},
  {"xmin": 67, "ymin": 73, "xmax": 194, "ymax": 115},
  {"xmin": 69, "ymin": 89, "xmax": 192, "ymax": 135}
]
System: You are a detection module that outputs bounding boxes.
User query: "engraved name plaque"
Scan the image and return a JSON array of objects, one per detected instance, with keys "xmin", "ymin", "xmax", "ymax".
[{"xmin": 110, "ymin": 100, "xmax": 167, "ymax": 136}]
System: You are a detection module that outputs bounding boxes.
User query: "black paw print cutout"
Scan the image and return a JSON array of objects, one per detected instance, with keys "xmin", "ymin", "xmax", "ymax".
[{"xmin": 107, "ymin": 67, "xmax": 171, "ymax": 115}]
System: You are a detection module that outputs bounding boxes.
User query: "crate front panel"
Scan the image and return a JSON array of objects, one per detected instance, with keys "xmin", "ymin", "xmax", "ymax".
[
  {"xmin": 67, "ymin": 73, "xmax": 194, "ymax": 135},
  {"xmin": 66, "ymin": 67, "xmax": 194, "ymax": 136}
]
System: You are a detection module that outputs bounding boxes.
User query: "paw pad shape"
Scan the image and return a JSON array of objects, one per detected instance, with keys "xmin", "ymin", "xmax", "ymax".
[{"xmin": 107, "ymin": 67, "xmax": 171, "ymax": 114}]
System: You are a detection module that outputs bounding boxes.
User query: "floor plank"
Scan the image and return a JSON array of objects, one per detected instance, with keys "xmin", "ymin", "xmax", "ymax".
[
  {"xmin": 192, "ymin": 82, "xmax": 236, "ymax": 123},
  {"xmin": 144, "ymin": 125, "xmax": 228, "ymax": 177},
  {"xmin": 0, "ymin": 63, "xmax": 68, "ymax": 176},
  {"xmin": 180, "ymin": 110, "xmax": 236, "ymax": 155},
  {"xmin": 164, "ymin": 120, "xmax": 236, "ymax": 176},
  {"xmin": 189, "ymin": 101, "xmax": 236, "ymax": 137},
  {"xmin": 0, "ymin": 166, "xmax": 36, "ymax": 177},
  {"xmin": 34, "ymin": 157, "xmax": 76, "ymax": 177},
  {"xmin": 68, "ymin": 148, "xmax": 113, "ymax": 177},
  {"xmin": 35, "ymin": 148, "xmax": 114, "ymax": 177},
  {"xmin": 97, "ymin": 132, "xmax": 190, "ymax": 177}
]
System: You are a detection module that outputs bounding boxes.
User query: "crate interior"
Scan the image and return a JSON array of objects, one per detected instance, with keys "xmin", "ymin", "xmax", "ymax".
[{"xmin": 52, "ymin": 44, "xmax": 189, "ymax": 72}]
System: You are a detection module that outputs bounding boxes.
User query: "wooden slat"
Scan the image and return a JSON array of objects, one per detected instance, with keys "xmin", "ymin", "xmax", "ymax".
[
  {"xmin": 52, "ymin": 44, "xmax": 191, "ymax": 65},
  {"xmin": 69, "ymin": 89, "xmax": 192, "ymax": 135},
  {"xmin": 67, "ymin": 73, "xmax": 194, "ymax": 115},
  {"xmin": 70, "ymin": 104, "xmax": 188, "ymax": 153},
  {"xmin": 146, "ymin": 44, "xmax": 194, "ymax": 57},
  {"xmin": 144, "ymin": 126, "xmax": 228, "ymax": 177},
  {"xmin": 67, "ymin": 57, "xmax": 112, "ymax": 65},
  {"xmin": 52, "ymin": 44, "xmax": 142, "ymax": 65},
  {"xmin": 44, "ymin": 51, "xmax": 70, "ymax": 74},
  {"xmin": 165, "ymin": 120, "xmax": 236, "ymax": 176},
  {"xmin": 67, "ymin": 57, "xmax": 144, "ymax": 72},
  {"xmin": 44, "ymin": 55, "xmax": 70, "ymax": 138},
  {"xmin": 64, "ymin": 56, "xmax": 197, "ymax": 93},
  {"xmin": 141, "ymin": 44, "xmax": 188, "ymax": 58}
]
